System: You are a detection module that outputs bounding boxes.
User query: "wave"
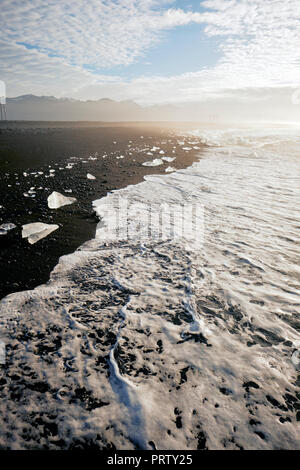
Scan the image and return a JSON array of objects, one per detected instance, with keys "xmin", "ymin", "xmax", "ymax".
[{"xmin": 0, "ymin": 125, "xmax": 299, "ymax": 450}]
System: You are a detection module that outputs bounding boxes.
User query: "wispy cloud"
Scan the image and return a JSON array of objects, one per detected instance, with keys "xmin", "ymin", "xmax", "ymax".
[{"xmin": 1, "ymin": 0, "xmax": 300, "ymax": 104}]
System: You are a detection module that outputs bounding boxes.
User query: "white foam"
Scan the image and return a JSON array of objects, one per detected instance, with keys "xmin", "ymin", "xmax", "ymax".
[{"xmin": 1, "ymin": 126, "xmax": 299, "ymax": 450}]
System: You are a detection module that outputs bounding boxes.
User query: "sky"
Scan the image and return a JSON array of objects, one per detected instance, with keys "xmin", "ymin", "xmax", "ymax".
[{"xmin": 1, "ymin": 0, "xmax": 300, "ymax": 107}]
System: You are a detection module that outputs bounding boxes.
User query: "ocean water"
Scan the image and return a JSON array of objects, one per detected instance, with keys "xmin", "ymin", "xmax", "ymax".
[{"xmin": 0, "ymin": 125, "xmax": 299, "ymax": 449}]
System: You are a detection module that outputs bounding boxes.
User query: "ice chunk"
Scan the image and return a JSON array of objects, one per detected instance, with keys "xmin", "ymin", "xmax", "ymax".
[
  {"xmin": 1, "ymin": 223, "xmax": 17, "ymax": 231},
  {"xmin": 0, "ymin": 223, "xmax": 17, "ymax": 235},
  {"xmin": 47, "ymin": 191, "xmax": 77, "ymax": 209},
  {"xmin": 142, "ymin": 159, "xmax": 163, "ymax": 167},
  {"xmin": 87, "ymin": 173, "xmax": 96, "ymax": 180},
  {"xmin": 165, "ymin": 166, "xmax": 176, "ymax": 173},
  {"xmin": 22, "ymin": 222, "xmax": 59, "ymax": 244},
  {"xmin": 162, "ymin": 156, "xmax": 176, "ymax": 162},
  {"xmin": 0, "ymin": 340, "xmax": 5, "ymax": 365}
]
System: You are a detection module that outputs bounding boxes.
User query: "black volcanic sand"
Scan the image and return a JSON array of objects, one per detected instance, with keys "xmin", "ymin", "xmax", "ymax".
[{"xmin": 0, "ymin": 123, "xmax": 206, "ymax": 299}]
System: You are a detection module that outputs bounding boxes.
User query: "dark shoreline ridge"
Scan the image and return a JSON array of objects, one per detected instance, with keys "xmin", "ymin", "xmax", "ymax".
[{"xmin": 0, "ymin": 123, "xmax": 206, "ymax": 299}]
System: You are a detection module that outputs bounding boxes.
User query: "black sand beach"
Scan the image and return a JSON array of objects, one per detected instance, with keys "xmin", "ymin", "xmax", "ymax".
[
  {"xmin": 0, "ymin": 124, "xmax": 299, "ymax": 451},
  {"xmin": 0, "ymin": 122, "xmax": 205, "ymax": 299}
]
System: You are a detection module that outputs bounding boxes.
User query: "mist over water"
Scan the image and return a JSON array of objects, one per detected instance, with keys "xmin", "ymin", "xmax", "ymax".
[{"xmin": 0, "ymin": 124, "xmax": 299, "ymax": 449}]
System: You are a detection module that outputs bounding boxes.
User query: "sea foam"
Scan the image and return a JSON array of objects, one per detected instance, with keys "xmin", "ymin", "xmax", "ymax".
[{"xmin": 0, "ymin": 125, "xmax": 299, "ymax": 450}]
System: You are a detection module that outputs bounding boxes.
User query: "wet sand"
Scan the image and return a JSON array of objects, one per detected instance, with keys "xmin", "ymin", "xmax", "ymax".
[{"xmin": 0, "ymin": 122, "xmax": 205, "ymax": 299}]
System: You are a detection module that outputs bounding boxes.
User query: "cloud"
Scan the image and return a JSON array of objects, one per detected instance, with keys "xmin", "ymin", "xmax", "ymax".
[
  {"xmin": 0, "ymin": 40, "xmax": 120, "ymax": 98},
  {"xmin": 0, "ymin": 0, "xmax": 204, "ymax": 68},
  {"xmin": 1, "ymin": 0, "xmax": 300, "ymax": 105},
  {"xmin": 200, "ymin": 0, "xmax": 300, "ymax": 89}
]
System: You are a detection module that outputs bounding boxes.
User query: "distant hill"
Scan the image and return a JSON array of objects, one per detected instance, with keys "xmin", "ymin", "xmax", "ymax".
[
  {"xmin": 6, "ymin": 95, "xmax": 179, "ymax": 121},
  {"xmin": 5, "ymin": 88, "xmax": 300, "ymax": 122}
]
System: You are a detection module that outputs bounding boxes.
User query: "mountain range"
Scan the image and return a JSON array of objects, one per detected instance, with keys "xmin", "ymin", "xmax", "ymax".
[
  {"xmin": 4, "ymin": 90, "xmax": 300, "ymax": 122},
  {"xmin": 5, "ymin": 95, "xmax": 180, "ymax": 121}
]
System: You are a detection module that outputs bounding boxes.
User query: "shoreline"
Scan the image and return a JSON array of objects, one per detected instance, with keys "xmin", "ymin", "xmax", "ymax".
[
  {"xmin": 0, "ymin": 123, "xmax": 206, "ymax": 299},
  {"xmin": 0, "ymin": 125, "xmax": 299, "ymax": 450}
]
